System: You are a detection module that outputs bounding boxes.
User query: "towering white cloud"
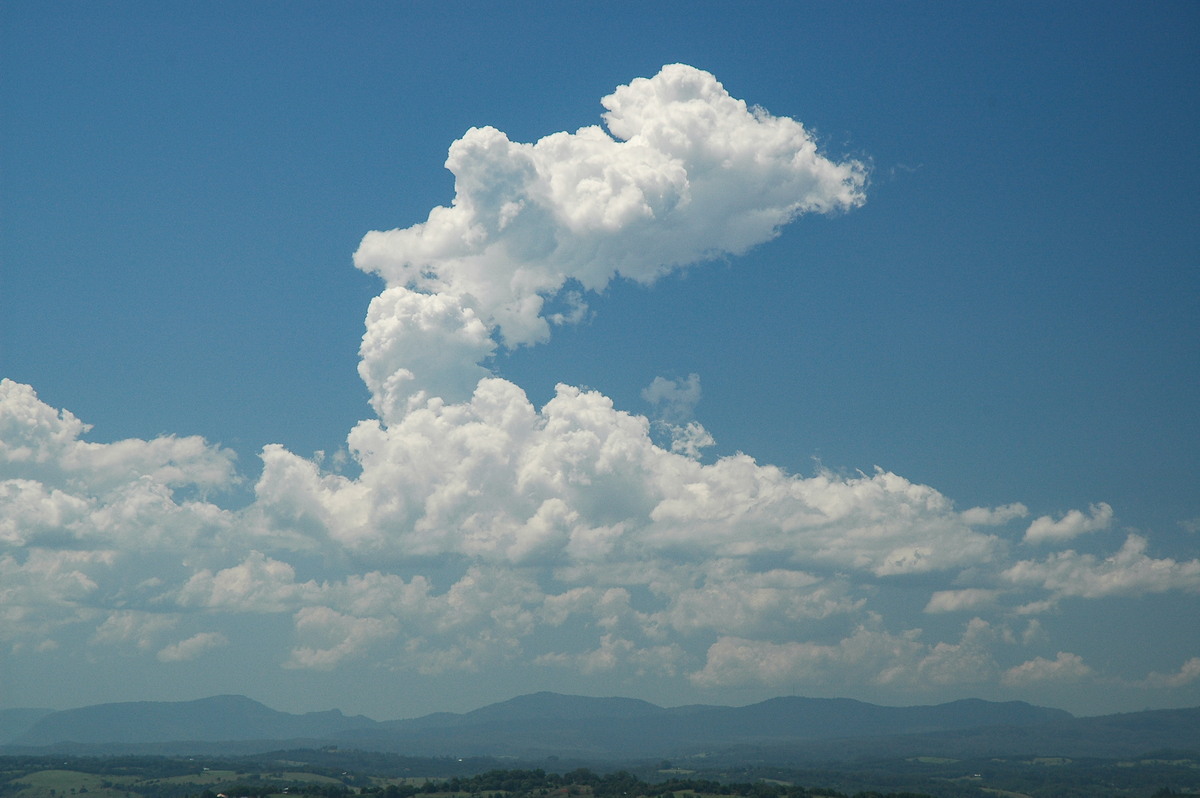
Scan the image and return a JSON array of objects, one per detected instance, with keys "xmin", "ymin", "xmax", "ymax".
[
  {"xmin": 353, "ymin": 64, "xmax": 866, "ymax": 417},
  {"xmin": 4, "ymin": 66, "xmax": 1197, "ymax": 710},
  {"xmin": 242, "ymin": 66, "xmax": 1002, "ymax": 683}
]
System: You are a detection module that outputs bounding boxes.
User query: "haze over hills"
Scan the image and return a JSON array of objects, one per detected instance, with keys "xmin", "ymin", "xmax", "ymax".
[
  {"xmin": 8, "ymin": 695, "xmax": 374, "ymax": 747},
  {"xmin": 0, "ymin": 708, "xmax": 52, "ymax": 745},
  {"xmin": 2, "ymin": 692, "xmax": 1197, "ymax": 762},
  {"xmin": 344, "ymin": 693, "xmax": 1073, "ymax": 759}
]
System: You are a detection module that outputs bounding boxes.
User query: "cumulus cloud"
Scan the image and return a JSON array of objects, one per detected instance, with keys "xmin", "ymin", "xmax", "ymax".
[
  {"xmin": 0, "ymin": 381, "xmax": 238, "ymax": 649},
  {"xmin": 915, "ymin": 618, "xmax": 1002, "ymax": 686},
  {"xmin": 642, "ymin": 375, "xmax": 714, "ymax": 460},
  {"xmin": 254, "ymin": 386, "xmax": 1001, "ymax": 579},
  {"xmin": 1024, "ymin": 502, "xmax": 1113, "ymax": 545},
  {"xmin": 353, "ymin": 64, "xmax": 866, "ymax": 417},
  {"xmin": 536, "ymin": 633, "xmax": 682, "ymax": 677},
  {"xmin": 1141, "ymin": 657, "xmax": 1200, "ymax": 689},
  {"xmin": 688, "ymin": 619, "xmax": 1004, "ymax": 689},
  {"xmin": 157, "ymin": 631, "xmax": 228, "ymax": 662},
  {"xmin": 284, "ymin": 606, "xmax": 397, "ymax": 671},
  {"xmin": 1003, "ymin": 534, "xmax": 1200, "ymax": 601},
  {"xmin": 5, "ymin": 65, "xmax": 1197, "ymax": 707},
  {"xmin": 177, "ymin": 551, "xmax": 317, "ymax": 613},
  {"xmin": 960, "ymin": 503, "xmax": 1028, "ymax": 526},
  {"xmin": 0, "ymin": 548, "xmax": 106, "ymax": 644},
  {"xmin": 1001, "ymin": 652, "xmax": 1093, "ymax": 686},
  {"xmin": 643, "ymin": 374, "xmax": 702, "ymax": 424},
  {"xmin": 92, "ymin": 611, "xmax": 177, "ymax": 651},
  {"xmin": 232, "ymin": 66, "xmax": 1009, "ymax": 687},
  {"xmin": 0, "ymin": 379, "xmax": 237, "ymax": 493},
  {"xmin": 653, "ymin": 567, "xmax": 863, "ymax": 636},
  {"xmin": 924, "ymin": 588, "xmax": 1002, "ymax": 614}
]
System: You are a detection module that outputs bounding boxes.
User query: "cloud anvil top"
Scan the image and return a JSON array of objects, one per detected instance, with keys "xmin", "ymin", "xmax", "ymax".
[{"xmin": 2, "ymin": 53, "xmax": 1198, "ymax": 720}]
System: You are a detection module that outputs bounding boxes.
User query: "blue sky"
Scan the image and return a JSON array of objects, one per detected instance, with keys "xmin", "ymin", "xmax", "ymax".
[{"xmin": 2, "ymin": 2, "xmax": 1198, "ymax": 719}]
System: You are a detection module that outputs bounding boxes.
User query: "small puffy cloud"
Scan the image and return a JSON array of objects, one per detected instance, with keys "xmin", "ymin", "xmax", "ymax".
[
  {"xmin": 924, "ymin": 588, "xmax": 1002, "ymax": 614},
  {"xmin": 274, "ymin": 566, "xmax": 544, "ymax": 675},
  {"xmin": 92, "ymin": 611, "xmax": 177, "ymax": 651},
  {"xmin": 536, "ymin": 633, "xmax": 682, "ymax": 677},
  {"xmin": 0, "ymin": 478, "xmax": 90, "ymax": 546},
  {"xmin": 1001, "ymin": 652, "xmax": 1093, "ymax": 686},
  {"xmin": 688, "ymin": 636, "xmax": 823, "ymax": 688},
  {"xmin": 689, "ymin": 618, "xmax": 1009, "ymax": 691},
  {"xmin": 1021, "ymin": 619, "xmax": 1046, "ymax": 645},
  {"xmin": 1014, "ymin": 598, "xmax": 1059, "ymax": 616},
  {"xmin": 0, "ymin": 548, "xmax": 110, "ymax": 642},
  {"xmin": 0, "ymin": 380, "xmax": 237, "ymax": 552},
  {"xmin": 284, "ymin": 606, "xmax": 398, "ymax": 671},
  {"xmin": 358, "ymin": 287, "xmax": 497, "ymax": 419},
  {"xmin": 643, "ymin": 374, "xmax": 702, "ymax": 424},
  {"xmin": 176, "ymin": 551, "xmax": 316, "ymax": 613},
  {"xmin": 961, "ymin": 503, "xmax": 1028, "ymax": 526},
  {"xmin": 0, "ymin": 382, "xmax": 238, "ymax": 651},
  {"xmin": 661, "ymin": 420, "xmax": 715, "ymax": 460},
  {"xmin": 687, "ymin": 628, "xmax": 915, "ymax": 689},
  {"xmin": 1024, "ymin": 502, "xmax": 1113, "ymax": 545},
  {"xmin": 653, "ymin": 567, "xmax": 863, "ymax": 636},
  {"xmin": 0, "ymin": 379, "xmax": 237, "ymax": 492},
  {"xmin": 157, "ymin": 631, "xmax": 228, "ymax": 662},
  {"xmin": 1003, "ymin": 534, "xmax": 1200, "ymax": 600},
  {"xmin": 643, "ymin": 375, "xmax": 714, "ymax": 459},
  {"xmin": 1141, "ymin": 657, "xmax": 1200, "ymax": 689},
  {"xmin": 915, "ymin": 618, "xmax": 1001, "ymax": 686}
]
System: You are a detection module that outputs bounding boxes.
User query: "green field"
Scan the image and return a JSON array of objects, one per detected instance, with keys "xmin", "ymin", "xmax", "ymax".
[
  {"xmin": 6, "ymin": 769, "xmax": 139, "ymax": 798},
  {"xmin": 3, "ymin": 749, "xmax": 1200, "ymax": 798}
]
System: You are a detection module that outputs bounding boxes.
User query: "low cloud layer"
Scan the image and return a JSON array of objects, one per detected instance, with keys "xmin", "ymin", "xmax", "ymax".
[{"xmin": 3, "ymin": 66, "xmax": 1198, "ymax": 712}]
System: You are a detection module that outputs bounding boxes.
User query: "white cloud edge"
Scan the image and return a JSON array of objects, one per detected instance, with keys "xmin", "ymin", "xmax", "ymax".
[{"xmin": 2, "ymin": 64, "xmax": 1198, "ymax": 704}]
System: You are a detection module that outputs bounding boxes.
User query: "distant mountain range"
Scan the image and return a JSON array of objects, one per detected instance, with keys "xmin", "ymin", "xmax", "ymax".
[
  {"xmin": 4, "ymin": 694, "xmax": 372, "ymax": 748},
  {"xmin": 2, "ymin": 692, "xmax": 1197, "ymax": 762}
]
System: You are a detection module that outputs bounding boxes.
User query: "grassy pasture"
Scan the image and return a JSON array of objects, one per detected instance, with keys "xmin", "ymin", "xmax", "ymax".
[
  {"xmin": 275, "ymin": 773, "xmax": 344, "ymax": 785},
  {"xmin": 152, "ymin": 772, "xmax": 239, "ymax": 786},
  {"xmin": 0, "ymin": 765, "xmax": 361, "ymax": 798},
  {"xmin": 7, "ymin": 770, "xmax": 138, "ymax": 798}
]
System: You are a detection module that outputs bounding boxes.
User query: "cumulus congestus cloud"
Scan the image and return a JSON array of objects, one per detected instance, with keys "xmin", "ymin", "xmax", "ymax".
[
  {"xmin": 3, "ymin": 65, "xmax": 1199, "ymax": 702},
  {"xmin": 353, "ymin": 63, "xmax": 867, "ymax": 418}
]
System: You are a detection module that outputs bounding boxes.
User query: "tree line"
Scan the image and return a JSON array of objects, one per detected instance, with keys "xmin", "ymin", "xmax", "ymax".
[{"xmin": 354, "ymin": 767, "xmax": 931, "ymax": 798}]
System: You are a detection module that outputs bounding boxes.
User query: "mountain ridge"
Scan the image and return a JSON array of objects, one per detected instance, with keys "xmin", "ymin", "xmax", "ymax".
[
  {"xmin": 3, "ymin": 691, "xmax": 1196, "ymax": 761},
  {"xmin": 10, "ymin": 694, "xmax": 375, "ymax": 747}
]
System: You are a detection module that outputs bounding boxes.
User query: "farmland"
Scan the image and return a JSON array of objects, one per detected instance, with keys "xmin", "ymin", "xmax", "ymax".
[{"xmin": 1, "ymin": 749, "xmax": 1198, "ymax": 798}]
